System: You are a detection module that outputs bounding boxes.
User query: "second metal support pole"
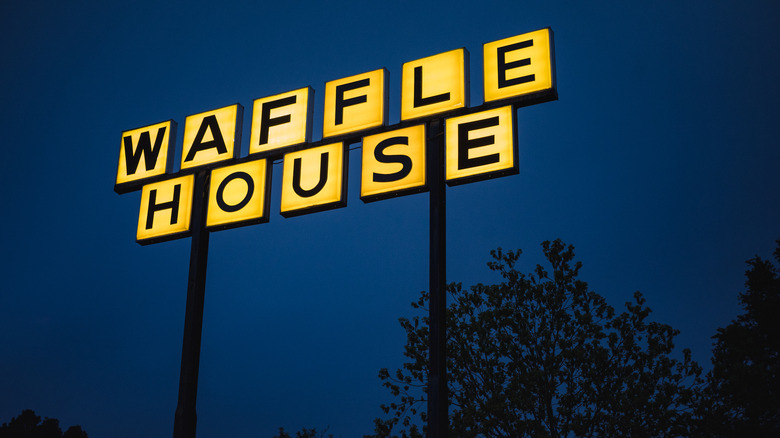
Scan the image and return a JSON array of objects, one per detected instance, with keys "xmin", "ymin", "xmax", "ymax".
[{"xmin": 427, "ymin": 120, "xmax": 448, "ymax": 438}]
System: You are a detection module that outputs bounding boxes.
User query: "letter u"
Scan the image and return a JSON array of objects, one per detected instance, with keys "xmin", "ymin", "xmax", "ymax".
[{"xmin": 292, "ymin": 152, "xmax": 329, "ymax": 197}]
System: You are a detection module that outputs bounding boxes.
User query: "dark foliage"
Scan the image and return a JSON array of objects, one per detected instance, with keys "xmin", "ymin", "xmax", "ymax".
[
  {"xmin": 698, "ymin": 239, "xmax": 780, "ymax": 436},
  {"xmin": 0, "ymin": 410, "xmax": 88, "ymax": 438},
  {"xmin": 368, "ymin": 239, "xmax": 702, "ymax": 437},
  {"xmin": 273, "ymin": 426, "xmax": 335, "ymax": 438}
]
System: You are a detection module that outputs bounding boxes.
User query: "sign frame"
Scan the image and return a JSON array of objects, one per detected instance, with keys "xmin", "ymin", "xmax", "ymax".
[
  {"xmin": 322, "ymin": 68, "xmax": 389, "ymax": 140},
  {"xmin": 136, "ymin": 174, "xmax": 196, "ymax": 246},
  {"xmin": 206, "ymin": 159, "xmax": 273, "ymax": 232},
  {"xmin": 483, "ymin": 27, "xmax": 557, "ymax": 108},
  {"xmin": 360, "ymin": 124, "xmax": 428, "ymax": 203},
  {"xmin": 279, "ymin": 142, "xmax": 349, "ymax": 218},
  {"xmin": 400, "ymin": 48, "xmax": 470, "ymax": 122},
  {"xmin": 115, "ymin": 119, "xmax": 178, "ymax": 194},
  {"xmin": 444, "ymin": 105, "xmax": 519, "ymax": 187},
  {"xmin": 115, "ymin": 27, "xmax": 559, "ymax": 438},
  {"xmin": 249, "ymin": 87, "xmax": 315, "ymax": 157},
  {"xmin": 179, "ymin": 103, "xmax": 244, "ymax": 172}
]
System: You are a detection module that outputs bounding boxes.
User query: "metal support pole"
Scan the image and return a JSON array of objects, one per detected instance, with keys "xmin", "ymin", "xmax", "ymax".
[
  {"xmin": 173, "ymin": 170, "xmax": 210, "ymax": 438},
  {"xmin": 427, "ymin": 120, "xmax": 447, "ymax": 438}
]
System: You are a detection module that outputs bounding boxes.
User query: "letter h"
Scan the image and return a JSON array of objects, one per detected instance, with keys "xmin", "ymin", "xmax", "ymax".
[{"xmin": 146, "ymin": 184, "xmax": 181, "ymax": 229}]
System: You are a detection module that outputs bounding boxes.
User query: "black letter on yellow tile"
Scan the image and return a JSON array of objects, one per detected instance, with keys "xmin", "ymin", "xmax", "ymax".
[
  {"xmin": 216, "ymin": 171, "xmax": 254, "ymax": 212},
  {"xmin": 123, "ymin": 126, "xmax": 167, "ymax": 175},
  {"xmin": 146, "ymin": 184, "xmax": 181, "ymax": 229},
  {"xmin": 414, "ymin": 66, "xmax": 449, "ymax": 108},
  {"xmin": 185, "ymin": 115, "xmax": 227, "ymax": 162},
  {"xmin": 335, "ymin": 79, "xmax": 369, "ymax": 125},
  {"xmin": 458, "ymin": 117, "xmax": 500, "ymax": 170},
  {"xmin": 292, "ymin": 153, "xmax": 329, "ymax": 197},
  {"xmin": 498, "ymin": 40, "xmax": 534, "ymax": 88},
  {"xmin": 373, "ymin": 136, "xmax": 413, "ymax": 183},
  {"xmin": 259, "ymin": 96, "xmax": 296, "ymax": 145}
]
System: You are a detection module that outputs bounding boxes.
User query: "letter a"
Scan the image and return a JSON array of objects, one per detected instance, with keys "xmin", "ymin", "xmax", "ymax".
[
  {"xmin": 180, "ymin": 104, "xmax": 243, "ymax": 171},
  {"xmin": 185, "ymin": 115, "xmax": 227, "ymax": 162}
]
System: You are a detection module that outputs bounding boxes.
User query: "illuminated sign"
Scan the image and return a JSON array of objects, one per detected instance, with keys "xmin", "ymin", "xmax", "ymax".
[
  {"xmin": 250, "ymin": 87, "xmax": 313, "ymax": 155},
  {"xmin": 401, "ymin": 48, "xmax": 468, "ymax": 121},
  {"xmin": 207, "ymin": 160, "xmax": 271, "ymax": 230},
  {"xmin": 117, "ymin": 31, "xmax": 559, "ymax": 438},
  {"xmin": 116, "ymin": 28, "xmax": 557, "ymax": 243},
  {"xmin": 361, "ymin": 125, "xmax": 427, "ymax": 202},
  {"xmin": 115, "ymin": 120, "xmax": 176, "ymax": 193},
  {"xmin": 180, "ymin": 104, "xmax": 243, "ymax": 171},
  {"xmin": 137, "ymin": 175, "xmax": 194, "ymax": 244},
  {"xmin": 484, "ymin": 28, "xmax": 555, "ymax": 104},
  {"xmin": 445, "ymin": 106, "xmax": 516, "ymax": 185},
  {"xmin": 323, "ymin": 69, "xmax": 388, "ymax": 138},
  {"xmin": 280, "ymin": 142, "xmax": 347, "ymax": 217}
]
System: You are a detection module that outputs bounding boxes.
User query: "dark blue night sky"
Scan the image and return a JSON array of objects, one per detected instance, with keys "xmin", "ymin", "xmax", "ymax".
[{"xmin": 1, "ymin": 1, "xmax": 778, "ymax": 436}]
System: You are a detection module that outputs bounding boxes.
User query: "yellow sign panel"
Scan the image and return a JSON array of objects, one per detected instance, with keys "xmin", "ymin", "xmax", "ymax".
[
  {"xmin": 116, "ymin": 120, "xmax": 176, "ymax": 191},
  {"xmin": 181, "ymin": 104, "xmax": 243, "ymax": 170},
  {"xmin": 280, "ymin": 142, "xmax": 346, "ymax": 217},
  {"xmin": 401, "ymin": 48, "xmax": 468, "ymax": 121},
  {"xmin": 117, "ymin": 28, "xmax": 558, "ymax": 243},
  {"xmin": 361, "ymin": 125, "xmax": 426, "ymax": 202},
  {"xmin": 323, "ymin": 69, "xmax": 387, "ymax": 138},
  {"xmin": 207, "ymin": 160, "xmax": 271, "ymax": 230},
  {"xmin": 445, "ymin": 106, "xmax": 516, "ymax": 184},
  {"xmin": 484, "ymin": 28, "xmax": 554, "ymax": 103},
  {"xmin": 249, "ymin": 87, "xmax": 313, "ymax": 155},
  {"xmin": 137, "ymin": 175, "xmax": 194, "ymax": 244}
]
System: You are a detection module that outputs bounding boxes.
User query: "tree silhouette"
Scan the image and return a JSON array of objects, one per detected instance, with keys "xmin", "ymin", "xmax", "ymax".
[
  {"xmin": 698, "ymin": 239, "xmax": 780, "ymax": 436},
  {"xmin": 0, "ymin": 410, "xmax": 88, "ymax": 438},
  {"xmin": 62, "ymin": 426, "xmax": 88, "ymax": 438},
  {"xmin": 368, "ymin": 240, "xmax": 702, "ymax": 437},
  {"xmin": 273, "ymin": 427, "xmax": 334, "ymax": 438}
]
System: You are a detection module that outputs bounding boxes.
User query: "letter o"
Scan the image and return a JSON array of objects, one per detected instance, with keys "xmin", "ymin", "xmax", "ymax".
[{"xmin": 216, "ymin": 171, "xmax": 254, "ymax": 213}]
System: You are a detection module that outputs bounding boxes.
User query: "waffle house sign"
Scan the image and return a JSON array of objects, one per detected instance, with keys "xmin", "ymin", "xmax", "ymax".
[{"xmin": 115, "ymin": 28, "xmax": 556, "ymax": 244}]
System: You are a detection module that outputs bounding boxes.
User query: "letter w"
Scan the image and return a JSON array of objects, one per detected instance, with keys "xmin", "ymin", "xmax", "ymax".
[{"xmin": 123, "ymin": 126, "xmax": 167, "ymax": 175}]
